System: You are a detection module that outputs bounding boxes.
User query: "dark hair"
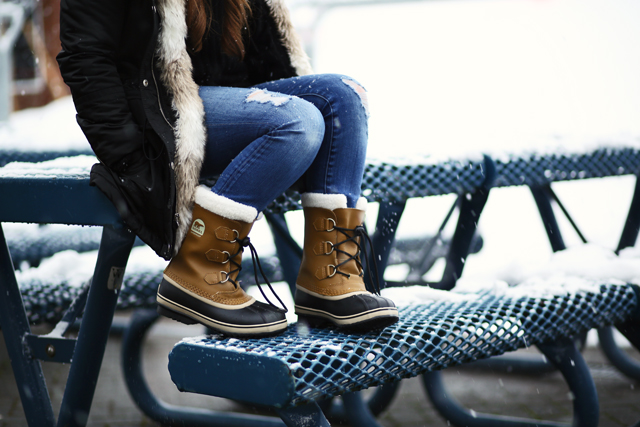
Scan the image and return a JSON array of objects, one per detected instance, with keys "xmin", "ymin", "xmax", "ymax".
[{"xmin": 186, "ymin": 0, "xmax": 251, "ymax": 59}]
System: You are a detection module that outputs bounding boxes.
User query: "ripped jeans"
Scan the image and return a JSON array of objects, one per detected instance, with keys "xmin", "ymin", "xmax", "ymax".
[{"xmin": 199, "ymin": 74, "xmax": 369, "ymax": 212}]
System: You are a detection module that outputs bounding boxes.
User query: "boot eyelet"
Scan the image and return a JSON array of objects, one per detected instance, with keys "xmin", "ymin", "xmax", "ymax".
[
  {"xmin": 326, "ymin": 218, "xmax": 336, "ymax": 232},
  {"xmin": 221, "ymin": 251, "xmax": 231, "ymax": 264},
  {"xmin": 323, "ymin": 241, "xmax": 334, "ymax": 255},
  {"xmin": 229, "ymin": 229, "xmax": 240, "ymax": 243},
  {"xmin": 327, "ymin": 265, "xmax": 337, "ymax": 278},
  {"xmin": 220, "ymin": 271, "xmax": 229, "ymax": 283}
]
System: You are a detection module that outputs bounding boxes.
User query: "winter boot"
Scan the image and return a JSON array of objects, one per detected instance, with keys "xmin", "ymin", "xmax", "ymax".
[
  {"xmin": 294, "ymin": 193, "xmax": 399, "ymax": 331},
  {"xmin": 157, "ymin": 187, "xmax": 288, "ymax": 337}
]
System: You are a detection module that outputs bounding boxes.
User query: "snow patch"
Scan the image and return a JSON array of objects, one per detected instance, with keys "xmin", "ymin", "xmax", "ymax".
[
  {"xmin": 0, "ymin": 96, "xmax": 89, "ymax": 150},
  {"xmin": 456, "ymin": 244, "xmax": 637, "ymax": 299},
  {"xmin": 381, "ymin": 285, "xmax": 478, "ymax": 306},
  {"xmin": 16, "ymin": 245, "xmax": 167, "ymax": 289},
  {"xmin": 0, "ymin": 155, "xmax": 96, "ymax": 178},
  {"xmin": 499, "ymin": 243, "xmax": 640, "ymax": 286}
]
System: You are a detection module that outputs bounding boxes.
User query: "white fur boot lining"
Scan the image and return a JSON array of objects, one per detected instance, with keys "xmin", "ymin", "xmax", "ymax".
[
  {"xmin": 195, "ymin": 186, "xmax": 258, "ymax": 223},
  {"xmin": 301, "ymin": 193, "xmax": 368, "ymax": 211}
]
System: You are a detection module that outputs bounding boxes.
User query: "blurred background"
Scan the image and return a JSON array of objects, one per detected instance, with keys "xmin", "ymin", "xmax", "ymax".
[{"xmin": 0, "ymin": 1, "xmax": 639, "ymax": 425}]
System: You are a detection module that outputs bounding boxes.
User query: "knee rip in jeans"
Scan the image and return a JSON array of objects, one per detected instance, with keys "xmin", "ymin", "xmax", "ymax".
[
  {"xmin": 341, "ymin": 79, "xmax": 370, "ymax": 117},
  {"xmin": 245, "ymin": 89, "xmax": 290, "ymax": 106}
]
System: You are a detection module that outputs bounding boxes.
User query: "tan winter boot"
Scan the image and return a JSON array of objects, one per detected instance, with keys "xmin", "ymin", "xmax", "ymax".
[
  {"xmin": 295, "ymin": 193, "xmax": 398, "ymax": 331},
  {"xmin": 157, "ymin": 186, "xmax": 287, "ymax": 337}
]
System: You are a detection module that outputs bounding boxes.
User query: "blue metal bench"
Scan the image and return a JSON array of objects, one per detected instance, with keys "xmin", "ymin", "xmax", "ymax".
[
  {"xmin": 3, "ymin": 147, "xmax": 640, "ymax": 427},
  {"xmin": 0, "ymin": 153, "xmax": 492, "ymax": 427}
]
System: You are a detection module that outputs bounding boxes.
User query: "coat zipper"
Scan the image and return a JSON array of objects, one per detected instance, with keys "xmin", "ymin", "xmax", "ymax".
[{"xmin": 151, "ymin": 53, "xmax": 175, "ymax": 130}]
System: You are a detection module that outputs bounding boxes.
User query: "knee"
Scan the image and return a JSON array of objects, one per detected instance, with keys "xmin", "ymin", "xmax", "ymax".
[
  {"xmin": 317, "ymin": 74, "xmax": 370, "ymax": 117},
  {"xmin": 281, "ymin": 95, "xmax": 323, "ymax": 136},
  {"xmin": 249, "ymin": 90, "xmax": 324, "ymax": 157},
  {"xmin": 290, "ymin": 98, "xmax": 325, "ymax": 158}
]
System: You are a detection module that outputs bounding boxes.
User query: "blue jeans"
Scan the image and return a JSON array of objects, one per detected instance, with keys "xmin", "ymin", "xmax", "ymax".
[{"xmin": 199, "ymin": 74, "xmax": 369, "ymax": 212}]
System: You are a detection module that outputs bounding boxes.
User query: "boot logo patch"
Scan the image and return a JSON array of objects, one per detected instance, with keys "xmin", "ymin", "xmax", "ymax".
[{"xmin": 191, "ymin": 219, "xmax": 205, "ymax": 237}]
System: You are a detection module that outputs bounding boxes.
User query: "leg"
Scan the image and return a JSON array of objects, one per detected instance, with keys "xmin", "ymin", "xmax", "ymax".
[
  {"xmin": 58, "ymin": 225, "xmax": 136, "ymax": 427},
  {"xmin": 198, "ymin": 85, "xmax": 325, "ymax": 212},
  {"xmin": 122, "ymin": 308, "xmax": 286, "ymax": 427},
  {"xmin": 255, "ymin": 75, "xmax": 398, "ymax": 330},
  {"xmin": 277, "ymin": 403, "xmax": 331, "ymax": 427},
  {"xmin": 158, "ymin": 86, "xmax": 325, "ymax": 336},
  {"xmin": 0, "ymin": 223, "xmax": 56, "ymax": 426},
  {"xmin": 255, "ymin": 74, "xmax": 368, "ymax": 207}
]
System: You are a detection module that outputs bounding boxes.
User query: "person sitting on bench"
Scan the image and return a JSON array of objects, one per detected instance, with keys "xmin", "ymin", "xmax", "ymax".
[{"xmin": 56, "ymin": 0, "xmax": 398, "ymax": 337}]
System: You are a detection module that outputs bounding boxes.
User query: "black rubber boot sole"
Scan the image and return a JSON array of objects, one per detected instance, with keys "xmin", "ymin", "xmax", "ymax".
[
  {"xmin": 297, "ymin": 312, "xmax": 399, "ymax": 332},
  {"xmin": 157, "ymin": 277, "xmax": 288, "ymax": 338},
  {"xmin": 294, "ymin": 286, "xmax": 399, "ymax": 332},
  {"xmin": 157, "ymin": 300, "xmax": 288, "ymax": 338},
  {"xmin": 157, "ymin": 305, "xmax": 198, "ymax": 325}
]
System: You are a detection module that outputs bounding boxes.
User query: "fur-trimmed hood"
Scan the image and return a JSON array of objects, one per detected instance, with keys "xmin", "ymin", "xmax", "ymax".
[{"xmin": 156, "ymin": 0, "xmax": 312, "ymax": 254}]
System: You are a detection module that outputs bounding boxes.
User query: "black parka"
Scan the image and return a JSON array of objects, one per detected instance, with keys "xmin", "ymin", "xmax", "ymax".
[{"xmin": 57, "ymin": 0, "xmax": 312, "ymax": 259}]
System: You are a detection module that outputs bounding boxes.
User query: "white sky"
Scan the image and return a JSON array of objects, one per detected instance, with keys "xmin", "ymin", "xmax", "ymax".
[{"xmin": 307, "ymin": 0, "xmax": 640, "ymax": 158}]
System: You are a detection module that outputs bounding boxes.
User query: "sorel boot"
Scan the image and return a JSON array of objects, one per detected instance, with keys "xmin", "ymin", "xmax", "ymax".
[
  {"xmin": 295, "ymin": 193, "xmax": 399, "ymax": 330},
  {"xmin": 157, "ymin": 186, "xmax": 288, "ymax": 337}
]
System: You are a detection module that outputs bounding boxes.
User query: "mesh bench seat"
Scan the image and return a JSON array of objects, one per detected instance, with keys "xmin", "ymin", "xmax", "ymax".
[
  {"xmin": 169, "ymin": 284, "xmax": 639, "ymax": 408},
  {"xmin": 492, "ymin": 146, "xmax": 640, "ymax": 188},
  {"xmin": 166, "ymin": 284, "xmax": 640, "ymax": 426}
]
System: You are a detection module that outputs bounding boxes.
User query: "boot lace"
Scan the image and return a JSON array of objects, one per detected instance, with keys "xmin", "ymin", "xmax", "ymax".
[
  {"xmin": 224, "ymin": 236, "xmax": 288, "ymax": 314},
  {"xmin": 333, "ymin": 224, "xmax": 382, "ymax": 295}
]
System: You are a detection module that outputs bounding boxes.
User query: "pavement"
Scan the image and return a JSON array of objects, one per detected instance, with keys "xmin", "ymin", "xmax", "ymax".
[{"xmin": 1, "ymin": 312, "xmax": 639, "ymax": 427}]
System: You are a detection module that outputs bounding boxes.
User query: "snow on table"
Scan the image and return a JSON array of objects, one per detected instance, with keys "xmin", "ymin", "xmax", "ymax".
[{"xmin": 0, "ymin": 155, "xmax": 96, "ymax": 178}]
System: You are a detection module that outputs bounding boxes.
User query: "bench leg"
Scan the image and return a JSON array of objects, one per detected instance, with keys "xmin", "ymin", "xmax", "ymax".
[
  {"xmin": 529, "ymin": 185, "xmax": 566, "ymax": 252},
  {"xmin": 598, "ymin": 326, "xmax": 640, "ymax": 381},
  {"xmin": 341, "ymin": 392, "xmax": 384, "ymax": 427},
  {"xmin": 276, "ymin": 403, "xmax": 331, "ymax": 427},
  {"xmin": 462, "ymin": 352, "xmax": 556, "ymax": 375},
  {"xmin": 371, "ymin": 200, "xmax": 407, "ymax": 284},
  {"xmin": 122, "ymin": 308, "xmax": 286, "ymax": 427},
  {"xmin": 617, "ymin": 176, "xmax": 640, "ymax": 253},
  {"xmin": 422, "ymin": 370, "xmax": 567, "ymax": 427},
  {"xmin": 57, "ymin": 225, "xmax": 136, "ymax": 427},
  {"xmin": 537, "ymin": 337, "xmax": 599, "ymax": 427},
  {"xmin": 532, "ymin": 183, "xmax": 640, "ymax": 382},
  {"xmin": 0, "ymin": 223, "xmax": 56, "ymax": 427},
  {"xmin": 436, "ymin": 189, "xmax": 490, "ymax": 291},
  {"xmin": 316, "ymin": 381, "xmax": 400, "ymax": 423},
  {"xmin": 422, "ymin": 337, "xmax": 597, "ymax": 427}
]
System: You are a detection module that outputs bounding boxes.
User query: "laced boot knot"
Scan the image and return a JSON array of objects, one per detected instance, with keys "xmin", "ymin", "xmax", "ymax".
[
  {"xmin": 236, "ymin": 235, "xmax": 288, "ymax": 314},
  {"xmin": 334, "ymin": 223, "xmax": 383, "ymax": 295}
]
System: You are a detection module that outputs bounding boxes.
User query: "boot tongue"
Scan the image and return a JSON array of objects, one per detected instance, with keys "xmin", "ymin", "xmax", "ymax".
[{"xmin": 334, "ymin": 208, "xmax": 366, "ymax": 277}]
